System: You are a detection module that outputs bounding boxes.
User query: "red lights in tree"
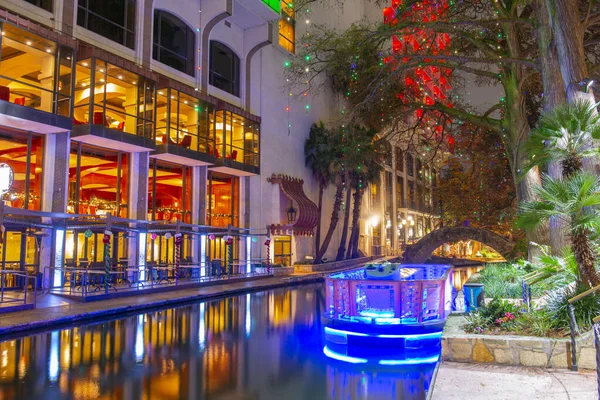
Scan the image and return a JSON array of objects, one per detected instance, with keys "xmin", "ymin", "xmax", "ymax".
[{"xmin": 383, "ymin": 0, "xmax": 454, "ymax": 152}]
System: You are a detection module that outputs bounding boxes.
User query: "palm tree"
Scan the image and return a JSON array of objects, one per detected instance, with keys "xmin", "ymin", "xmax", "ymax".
[
  {"xmin": 346, "ymin": 134, "xmax": 384, "ymax": 259},
  {"xmin": 305, "ymin": 123, "xmax": 336, "ymax": 256},
  {"xmin": 335, "ymin": 126, "xmax": 383, "ymax": 261},
  {"xmin": 310, "ymin": 128, "xmax": 345, "ymax": 264},
  {"xmin": 518, "ymin": 172, "xmax": 600, "ymax": 287},
  {"xmin": 523, "ymin": 99, "xmax": 600, "ymax": 178},
  {"xmin": 521, "ymin": 99, "xmax": 600, "ymax": 253}
]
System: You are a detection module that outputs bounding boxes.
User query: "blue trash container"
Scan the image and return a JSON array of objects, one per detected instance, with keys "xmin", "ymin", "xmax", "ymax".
[{"xmin": 463, "ymin": 283, "xmax": 485, "ymax": 312}]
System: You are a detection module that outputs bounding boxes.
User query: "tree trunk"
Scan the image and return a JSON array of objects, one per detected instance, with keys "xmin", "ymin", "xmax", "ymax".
[
  {"xmin": 315, "ymin": 184, "xmax": 343, "ymax": 263},
  {"xmin": 315, "ymin": 181, "xmax": 324, "ymax": 256},
  {"xmin": 545, "ymin": 0, "xmax": 591, "ymax": 103},
  {"xmin": 502, "ymin": 74, "xmax": 549, "ymax": 258},
  {"xmin": 535, "ymin": 0, "xmax": 570, "ymax": 255},
  {"xmin": 346, "ymin": 189, "xmax": 363, "ymax": 259},
  {"xmin": 572, "ymin": 229, "xmax": 600, "ymax": 287},
  {"xmin": 336, "ymin": 186, "xmax": 353, "ymax": 261}
]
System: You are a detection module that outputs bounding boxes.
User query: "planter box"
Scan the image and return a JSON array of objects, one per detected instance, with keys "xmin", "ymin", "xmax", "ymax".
[{"xmin": 255, "ymin": 266, "xmax": 294, "ymax": 276}]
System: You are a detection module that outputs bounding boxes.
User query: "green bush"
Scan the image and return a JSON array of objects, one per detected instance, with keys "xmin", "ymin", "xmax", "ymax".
[
  {"xmin": 468, "ymin": 262, "xmax": 546, "ymax": 299},
  {"xmin": 514, "ymin": 308, "xmax": 555, "ymax": 337},
  {"xmin": 479, "ymin": 297, "xmax": 519, "ymax": 322},
  {"xmin": 464, "ymin": 310, "xmax": 491, "ymax": 334},
  {"xmin": 545, "ymin": 285, "xmax": 600, "ymax": 331}
]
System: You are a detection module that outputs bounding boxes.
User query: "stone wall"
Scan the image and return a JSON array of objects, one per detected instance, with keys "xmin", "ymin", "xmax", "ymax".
[{"xmin": 442, "ymin": 331, "xmax": 596, "ymax": 370}]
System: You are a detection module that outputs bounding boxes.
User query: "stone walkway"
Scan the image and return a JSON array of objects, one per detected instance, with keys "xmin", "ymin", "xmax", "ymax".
[{"xmin": 431, "ymin": 362, "xmax": 597, "ymax": 400}]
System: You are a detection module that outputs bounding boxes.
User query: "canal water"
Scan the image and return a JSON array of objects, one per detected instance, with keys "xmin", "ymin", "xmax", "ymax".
[{"xmin": 0, "ymin": 283, "xmax": 437, "ymax": 400}]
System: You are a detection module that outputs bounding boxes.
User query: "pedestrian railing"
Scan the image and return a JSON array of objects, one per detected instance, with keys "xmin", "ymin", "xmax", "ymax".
[
  {"xmin": 43, "ymin": 258, "xmax": 271, "ymax": 301},
  {"xmin": 566, "ymin": 284, "xmax": 600, "ymax": 372},
  {"xmin": 0, "ymin": 270, "xmax": 38, "ymax": 310},
  {"xmin": 592, "ymin": 315, "xmax": 600, "ymax": 399}
]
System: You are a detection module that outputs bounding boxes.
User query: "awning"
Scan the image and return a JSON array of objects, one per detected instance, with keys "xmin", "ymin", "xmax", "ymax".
[{"xmin": 267, "ymin": 173, "xmax": 319, "ymax": 236}]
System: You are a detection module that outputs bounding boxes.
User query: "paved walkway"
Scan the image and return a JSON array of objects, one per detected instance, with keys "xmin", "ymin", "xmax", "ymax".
[{"xmin": 431, "ymin": 362, "xmax": 597, "ymax": 400}]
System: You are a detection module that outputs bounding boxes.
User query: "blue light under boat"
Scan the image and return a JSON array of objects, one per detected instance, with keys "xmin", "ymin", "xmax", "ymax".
[
  {"xmin": 323, "ymin": 346, "xmax": 367, "ymax": 364},
  {"xmin": 378, "ymin": 355, "xmax": 440, "ymax": 366},
  {"xmin": 325, "ymin": 326, "xmax": 442, "ymax": 340}
]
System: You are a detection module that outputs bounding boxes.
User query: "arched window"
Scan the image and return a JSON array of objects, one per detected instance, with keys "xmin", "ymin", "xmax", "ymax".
[
  {"xmin": 153, "ymin": 10, "xmax": 195, "ymax": 76},
  {"xmin": 77, "ymin": 0, "xmax": 136, "ymax": 49},
  {"xmin": 209, "ymin": 41, "xmax": 240, "ymax": 97}
]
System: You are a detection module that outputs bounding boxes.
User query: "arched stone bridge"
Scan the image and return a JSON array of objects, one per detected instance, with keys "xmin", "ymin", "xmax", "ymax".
[{"xmin": 402, "ymin": 226, "xmax": 515, "ymax": 263}]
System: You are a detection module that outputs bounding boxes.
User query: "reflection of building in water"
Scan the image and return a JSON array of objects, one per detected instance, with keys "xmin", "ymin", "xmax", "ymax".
[
  {"xmin": 0, "ymin": 287, "xmax": 322, "ymax": 399},
  {"xmin": 326, "ymin": 364, "xmax": 435, "ymax": 400}
]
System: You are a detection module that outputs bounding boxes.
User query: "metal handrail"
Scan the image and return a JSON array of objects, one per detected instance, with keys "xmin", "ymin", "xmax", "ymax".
[
  {"xmin": 565, "ymin": 284, "xmax": 600, "ymax": 372},
  {"xmin": 0, "ymin": 270, "xmax": 37, "ymax": 309}
]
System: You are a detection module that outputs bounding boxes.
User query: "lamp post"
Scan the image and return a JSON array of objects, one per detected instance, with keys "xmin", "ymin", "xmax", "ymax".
[{"xmin": 287, "ymin": 202, "xmax": 297, "ymax": 224}]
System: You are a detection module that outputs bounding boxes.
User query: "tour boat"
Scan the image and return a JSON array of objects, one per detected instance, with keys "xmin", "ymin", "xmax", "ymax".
[{"xmin": 322, "ymin": 263, "xmax": 454, "ymax": 365}]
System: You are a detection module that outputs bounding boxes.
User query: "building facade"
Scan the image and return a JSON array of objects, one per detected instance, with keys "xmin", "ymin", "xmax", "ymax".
[{"xmin": 0, "ymin": 0, "xmax": 394, "ymax": 282}]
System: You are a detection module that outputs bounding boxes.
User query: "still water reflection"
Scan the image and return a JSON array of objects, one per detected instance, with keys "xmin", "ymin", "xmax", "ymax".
[{"xmin": 0, "ymin": 284, "xmax": 435, "ymax": 399}]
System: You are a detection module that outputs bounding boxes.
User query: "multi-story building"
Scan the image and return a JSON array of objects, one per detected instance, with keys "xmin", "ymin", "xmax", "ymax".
[
  {"xmin": 362, "ymin": 138, "xmax": 441, "ymax": 258},
  {"xmin": 0, "ymin": 0, "xmax": 391, "ymax": 283}
]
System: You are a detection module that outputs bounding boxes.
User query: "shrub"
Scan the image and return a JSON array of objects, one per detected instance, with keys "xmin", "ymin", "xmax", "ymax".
[
  {"xmin": 480, "ymin": 297, "xmax": 519, "ymax": 322},
  {"xmin": 464, "ymin": 310, "xmax": 491, "ymax": 334},
  {"xmin": 545, "ymin": 284, "xmax": 600, "ymax": 331},
  {"xmin": 514, "ymin": 308, "xmax": 556, "ymax": 337}
]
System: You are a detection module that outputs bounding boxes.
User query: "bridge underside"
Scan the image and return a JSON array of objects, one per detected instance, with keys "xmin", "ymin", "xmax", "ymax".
[{"xmin": 402, "ymin": 226, "xmax": 515, "ymax": 264}]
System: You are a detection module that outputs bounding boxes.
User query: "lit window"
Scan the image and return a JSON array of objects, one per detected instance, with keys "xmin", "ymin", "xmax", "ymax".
[
  {"xmin": 279, "ymin": 0, "xmax": 295, "ymax": 53},
  {"xmin": 209, "ymin": 41, "xmax": 240, "ymax": 97},
  {"xmin": 153, "ymin": 10, "xmax": 195, "ymax": 76},
  {"xmin": 77, "ymin": 0, "xmax": 136, "ymax": 49}
]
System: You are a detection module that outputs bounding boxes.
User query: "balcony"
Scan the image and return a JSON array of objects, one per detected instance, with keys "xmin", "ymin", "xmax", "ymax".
[
  {"xmin": 0, "ymin": 22, "xmax": 74, "ymax": 134},
  {"xmin": 151, "ymin": 84, "xmax": 216, "ymax": 167},
  {"xmin": 71, "ymin": 57, "xmax": 156, "ymax": 151},
  {"xmin": 209, "ymin": 109, "xmax": 260, "ymax": 176}
]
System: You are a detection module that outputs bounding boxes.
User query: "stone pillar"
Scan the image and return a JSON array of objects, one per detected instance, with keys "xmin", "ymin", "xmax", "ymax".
[
  {"xmin": 128, "ymin": 152, "xmax": 149, "ymax": 268},
  {"xmin": 61, "ymin": 0, "xmax": 76, "ymax": 36},
  {"xmin": 191, "ymin": 166, "xmax": 206, "ymax": 263}
]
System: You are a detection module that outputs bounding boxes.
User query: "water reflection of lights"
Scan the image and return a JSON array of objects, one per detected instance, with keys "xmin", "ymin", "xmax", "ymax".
[
  {"xmin": 199, "ymin": 303, "xmax": 206, "ymax": 349},
  {"xmin": 323, "ymin": 346, "xmax": 367, "ymax": 364},
  {"xmin": 49, "ymin": 331, "xmax": 59, "ymax": 381},
  {"xmin": 324, "ymin": 326, "xmax": 442, "ymax": 340},
  {"xmin": 378, "ymin": 356, "xmax": 439, "ymax": 365},
  {"xmin": 245, "ymin": 294, "xmax": 251, "ymax": 337},
  {"xmin": 323, "ymin": 346, "xmax": 439, "ymax": 366},
  {"xmin": 135, "ymin": 314, "xmax": 144, "ymax": 362}
]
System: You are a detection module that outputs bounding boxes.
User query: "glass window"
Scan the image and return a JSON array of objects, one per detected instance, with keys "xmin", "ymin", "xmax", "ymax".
[
  {"xmin": 74, "ymin": 58, "xmax": 155, "ymax": 139},
  {"xmin": 207, "ymin": 172, "xmax": 238, "ymax": 227},
  {"xmin": 215, "ymin": 110, "xmax": 259, "ymax": 167},
  {"xmin": 209, "ymin": 41, "xmax": 240, "ymax": 97},
  {"xmin": 148, "ymin": 160, "xmax": 192, "ymax": 223},
  {"xmin": 274, "ymin": 236, "xmax": 291, "ymax": 266},
  {"xmin": 279, "ymin": 0, "xmax": 295, "ymax": 53},
  {"xmin": 24, "ymin": 0, "xmax": 52, "ymax": 11},
  {"xmin": 396, "ymin": 176, "xmax": 404, "ymax": 208},
  {"xmin": 153, "ymin": 11, "xmax": 195, "ymax": 76},
  {"xmin": 370, "ymin": 182, "xmax": 379, "ymax": 209},
  {"xmin": 0, "ymin": 23, "xmax": 73, "ymax": 116},
  {"xmin": 406, "ymin": 153, "xmax": 414, "ymax": 177},
  {"xmin": 0, "ymin": 131, "xmax": 43, "ymax": 210},
  {"xmin": 385, "ymin": 171, "xmax": 392, "ymax": 214},
  {"xmin": 263, "ymin": 0, "xmax": 281, "ymax": 13},
  {"xmin": 417, "ymin": 159, "xmax": 423, "ymax": 181},
  {"xmin": 155, "ymin": 88, "xmax": 215, "ymax": 153},
  {"xmin": 395, "ymin": 147, "xmax": 403, "ymax": 172},
  {"xmin": 77, "ymin": 0, "xmax": 136, "ymax": 49},
  {"xmin": 68, "ymin": 143, "xmax": 129, "ymax": 218}
]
